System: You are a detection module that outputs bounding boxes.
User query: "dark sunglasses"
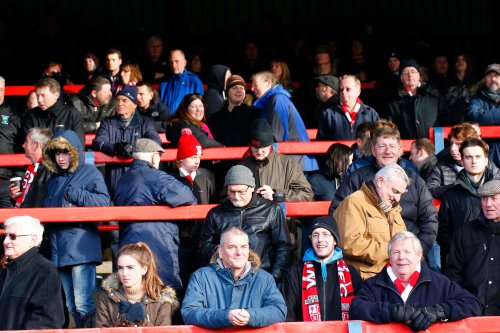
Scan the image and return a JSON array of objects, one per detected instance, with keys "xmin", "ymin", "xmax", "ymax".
[{"xmin": 1, "ymin": 233, "xmax": 32, "ymax": 241}]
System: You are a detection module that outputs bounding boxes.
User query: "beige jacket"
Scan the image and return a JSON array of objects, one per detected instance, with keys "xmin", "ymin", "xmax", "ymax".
[{"xmin": 334, "ymin": 182, "xmax": 406, "ymax": 280}]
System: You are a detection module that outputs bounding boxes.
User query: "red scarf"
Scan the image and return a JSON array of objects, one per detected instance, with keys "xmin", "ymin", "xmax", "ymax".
[
  {"xmin": 341, "ymin": 97, "xmax": 361, "ymax": 127},
  {"xmin": 386, "ymin": 262, "xmax": 420, "ymax": 302},
  {"xmin": 301, "ymin": 259, "xmax": 354, "ymax": 321},
  {"xmin": 15, "ymin": 158, "xmax": 42, "ymax": 208}
]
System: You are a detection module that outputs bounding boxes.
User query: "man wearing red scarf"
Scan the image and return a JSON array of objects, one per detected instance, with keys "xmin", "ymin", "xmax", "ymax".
[{"xmin": 281, "ymin": 216, "xmax": 362, "ymax": 321}]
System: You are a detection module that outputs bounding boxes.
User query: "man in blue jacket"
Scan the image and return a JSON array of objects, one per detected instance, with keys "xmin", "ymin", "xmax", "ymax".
[
  {"xmin": 114, "ymin": 138, "xmax": 197, "ymax": 290},
  {"xmin": 159, "ymin": 49, "xmax": 204, "ymax": 115},
  {"xmin": 182, "ymin": 227, "xmax": 286, "ymax": 328},
  {"xmin": 251, "ymin": 71, "xmax": 318, "ymax": 172}
]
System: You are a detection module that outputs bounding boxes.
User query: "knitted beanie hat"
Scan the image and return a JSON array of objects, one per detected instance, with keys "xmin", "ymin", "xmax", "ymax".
[
  {"xmin": 309, "ymin": 215, "xmax": 340, "ymax": 244},
  {"xmin": 224, "ymin": 165, "xmax": 256, "ymax": 187},
  {"xmin": 177, "ymin": 128, "xmax": 202, "ymax": 160},
  {"xmin": 249, "ymin": 119, "xmax": 274, "ymax": 148}
]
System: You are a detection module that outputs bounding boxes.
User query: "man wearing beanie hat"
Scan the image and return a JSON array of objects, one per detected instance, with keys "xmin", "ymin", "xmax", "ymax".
[
  {"xmin": 334, "ymin": 164, "xmax": 409, "ymax": 280},
  {"xmin": 281, "ymin": 215, "xmax": 362, "ymax": 321},
  {"xmin": 200, "ymin": 164, "xmax": 293, "ymax": 281},
  {"xmin": 115, "ymin": 137, "xmax": 197, "ymax": 290},
  {"xmin": 92, "ymin": 83, "xmax": 161, "ymax": 197},
  {"xmin": 239, "ymin": 119, "xmax": 314, "ymax": 202},
  {"xmin": 251, "ymin": 71, "xmax": 318, "ymax": 171},
  {"xmin": 209, "ymin": 74, "xmax": 259, "ymax": 147},
  {"xmin": 385, "ymin": 58, "xmax": 449, "ymax": 139},
  {"xmin": 446, "ymin": 179, "xmax": 500, "ymax": 315},
  {"xmin": 467, "ymin": 63, "xmax": 500, "ymax": 166},
  {"xmin": 316, "ymin": 74, "xmax": 379, "ymax": 141}
]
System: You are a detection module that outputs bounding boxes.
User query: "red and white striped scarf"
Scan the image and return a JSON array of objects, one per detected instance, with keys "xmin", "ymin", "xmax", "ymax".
[
  {"xmin": 341, "ymin": 97, "xmax": 361, "ymax": 127},
  {"xmin": 386, "ymin": 262, "xmax": 421, "ymax": 303}
]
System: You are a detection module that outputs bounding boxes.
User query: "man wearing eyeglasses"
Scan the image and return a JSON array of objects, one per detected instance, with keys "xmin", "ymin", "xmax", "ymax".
[
  {"xmin": 0, "ymin": 216, "xmax": 64, "ymax": 330},
  {"xmin": 281, "ymin": 216, "xmax": 362, "ymax": 321},
  {"xmin": 200, "ymin": 165, "xmax": 293, "ymax": 282},
  {"xmin": 114, "ymin": 138, "xmax": 197, "ymax": 291},
  {"xmin": 384, "ymin": 58, "xmax": 449, "ymax": 139}
]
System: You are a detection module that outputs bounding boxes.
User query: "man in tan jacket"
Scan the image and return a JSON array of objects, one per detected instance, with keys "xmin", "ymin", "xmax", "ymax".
[{"xmin": 334, "ymin": 163, "xmax": 409, "ymax": 279}]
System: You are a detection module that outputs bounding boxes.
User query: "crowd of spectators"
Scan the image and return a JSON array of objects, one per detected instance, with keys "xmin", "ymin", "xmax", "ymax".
[{"xmin": 0, "ymin": 27, "xmax": 499, "ymax": 331}]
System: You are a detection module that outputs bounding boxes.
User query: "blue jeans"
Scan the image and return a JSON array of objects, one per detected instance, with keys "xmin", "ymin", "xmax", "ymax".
[
  {"xmin": 59, "ymin": 264, "xmax": 96, "ymax": 327},
  {"xmin": 426, "ymin": 241, "xmax": 441, "ymax": 273}
]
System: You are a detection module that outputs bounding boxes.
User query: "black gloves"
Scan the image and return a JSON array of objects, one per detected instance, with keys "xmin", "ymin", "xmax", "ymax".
[
  {"xmin": 410, "ymin": 304, "xmax": 448, "ymax": 332},
  {"xmin": 390, "ymin": 304, "xmax": 418, "ymax": 324},
  {"xmin": 114, "ymin": 140, "xmax": 133, "ymax": 157}
]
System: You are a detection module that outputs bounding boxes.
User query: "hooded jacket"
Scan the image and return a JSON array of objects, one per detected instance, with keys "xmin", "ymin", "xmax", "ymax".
[
  {"xmin": 159, "ymin": 69, "xmax": 204, "ymax": 115},
  {"xmin": 200, "ymin": 194, "xmax": 293, "ymax": 280},
  {"xmin": 350, "ymin": 261, "xmax": 481, "ymax": 323},
  {"xmin": 204, "ymin": 64, "xmax": 230, "ymax": 120},
  {"xmin": 95, "ymin": 274, "xmax": 179, "ymax": 327},
  {"xmin": 0, "ymin": 247, "xmax": 65, "ymax": 330},
  {"xmin": 438, "ymin": 167, "xmax": 500, "ymax": 265},
  {"xmin": 254, "ymin": 84, "xmax": 318, "ymax": 172},
  {"xmin": 330, "ymin": 160, "xmax": 438, "ymax": 257},
  {"xmin": 114, "ymin": 159, "xmax": 197, "ymax": 289},
  {"xmin": 334, "ymin": 182, "xmax": 407, "ymax": 279},
  {"xmin": 68, "ymin": 88, "xmax": 116, "ymax": 133},
  {"xmin": 446, "ymin": 214, "xmax": 500, "ymax": 316},
  {"xmin": 43, "ymin": 130, "xmax": 110, "ymax": 267},
  {"xmin": 181, "ymin": 252, "xmax": 287, "ymax": 328}
]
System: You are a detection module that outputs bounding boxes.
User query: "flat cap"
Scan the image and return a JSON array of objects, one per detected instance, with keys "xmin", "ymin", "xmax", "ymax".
[
  {"xmin": 478, "ymin": 180, "xmax": 500, "ymax": 197},
  {"xmin": 132, "ymin": 138, "xmax": 165, "ymax": 153},
  {"xmin": 314, "ymin": 75, "xmax": 339, "ymax": 93}
]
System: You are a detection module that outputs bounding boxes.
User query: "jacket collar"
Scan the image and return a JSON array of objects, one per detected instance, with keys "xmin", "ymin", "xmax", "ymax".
[
  {"xmin": 5, "ymin": 247, "xmax": 39, "ymax": 269},
  {"xmin": 374, "ymin": 261, "xmax": 432, "ymax": 293}
]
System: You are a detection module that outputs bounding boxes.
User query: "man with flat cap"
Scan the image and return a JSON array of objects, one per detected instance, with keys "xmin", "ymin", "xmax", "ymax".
[
  {"xmin": 281, "ymin": 216, "xmax": 362, "ymax": 321},
  {"xmin": 446, "ymin": 179, "xmax": 500, "ymax": 316},
  {"xmin": 114, "ymin": 138, "xmax": 197, "ymax": 290},
  {"xmin": 317, "ymin": 74, "xmax": 378, "ymax": 140},
  {"xmin": 467, "ymin": 63, "xmax": 500, "ymax": 166}
]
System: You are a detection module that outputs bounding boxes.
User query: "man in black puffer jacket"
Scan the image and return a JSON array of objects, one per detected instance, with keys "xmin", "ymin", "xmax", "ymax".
[{"xmin": 200, "ymin": 165, "xmax": 293, "ymax": 281}]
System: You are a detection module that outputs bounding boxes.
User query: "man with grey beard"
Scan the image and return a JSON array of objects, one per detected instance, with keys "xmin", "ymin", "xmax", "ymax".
[{"xmin": 199, "ymin": 165, "xmax": 293, "ymax": 282}]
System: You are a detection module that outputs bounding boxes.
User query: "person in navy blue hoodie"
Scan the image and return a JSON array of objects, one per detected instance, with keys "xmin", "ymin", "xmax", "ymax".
[
  {"xmin": 350, "ymin": 231, "xmax": 481, "ymax": 332},
  {"xmin": 43, "ymin": 130, "xmax": 110, "ymax": 327}
]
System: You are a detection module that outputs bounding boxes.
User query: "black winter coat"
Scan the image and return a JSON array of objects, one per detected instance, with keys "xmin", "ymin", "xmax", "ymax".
[
  {"xmin": 0, "ymin": 247, "xmax": 65, "ymax": 330},
  {"xmin": 385, "ymin": 84, "xmax": 449, "ymax": 139},
  {"xmin": 19, "ymin": 163, "xmax": 51, "ymax": 208},
  {"xmin": 165, "ymin": 120, "xmax": 223, "ymax": 148},
  {"xmin": 23, "ymin": 101, "xmax": 85, "ymax": 146},
  {"xmin": 329, "ymin": 161, "xmax": 438, "ymax": 256},
  {"xmin": 209, "ymin": 103, "xmax": 260, "ymax": 147},
  {"xmin": 350, "ymin": 261, "xmax": 481, "ymax": 323},
  {"xmin": 199, "ymin": 194, "xmax": 293, "ymax": 280},
  {"xmin": 281, "ymin": 259, "xmax": 362, "ymax": 321},
  {"xmin": 438, "ymin": 168, "xmax": 500, "ymax": 264},
  {"xmin": 425, "ymin": 152, "xmax": 461, "ymax": 199},
  {"xmin": 138, "ymin": 98, "xmax": 170, "ymax": 133},
  {"xmin": 0, "ymin": 102, "xmax": 21, "ymax": 179},
  {"xmin": 68, "ymin": 91, "xmax": 116, "ymax": 133},
  {"xmin": 445, "ymin": 214, "xmax": 500, "ymax": 316}
]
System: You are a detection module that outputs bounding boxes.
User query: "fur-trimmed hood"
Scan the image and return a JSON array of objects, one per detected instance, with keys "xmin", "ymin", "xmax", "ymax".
[
  {"xmin": 42, "ymin": 130, "xmax": 83, "ymax": 174},
  {"xmin": 101, "ymin": 274, "xmax": 179, "ymax": 310}
]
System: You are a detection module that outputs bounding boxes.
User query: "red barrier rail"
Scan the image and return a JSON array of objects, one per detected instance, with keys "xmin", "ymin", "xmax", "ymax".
[
  {"xmin": 0, "ymin": 140, "xmax": 414, "ymax": 167},
  {"xmin": 428, "ymin": 125, "xmax": 500, "ymax": 142},
  {"xmin": 0, "ymin": 201, "xmax": 331, "ymax": 223},
  {"xmin": 0, "ymin": 317, "xmax": 496, "ymax": 333}
]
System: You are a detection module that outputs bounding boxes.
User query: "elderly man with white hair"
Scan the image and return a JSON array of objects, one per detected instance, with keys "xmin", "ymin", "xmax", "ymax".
[
  {"xmin": 334, "ymin": 163, "xmax": 409, "ymax": 280},
  {"xmin": 0, "ymin": 216, "xmax": 65, "ymax": 330},
  {"xmin": 350, "ymin": 231, "xmax": 481, "ymax": 332}
]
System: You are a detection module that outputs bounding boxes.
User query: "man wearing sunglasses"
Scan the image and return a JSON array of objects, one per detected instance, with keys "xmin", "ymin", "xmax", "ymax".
[
  {"xmin": 0, "ymin": 216, "xmax": 64, "ymax": 330},
  {"xmin": 200, "ymin": 165, "xmax": 293, "ymax": 283}
]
